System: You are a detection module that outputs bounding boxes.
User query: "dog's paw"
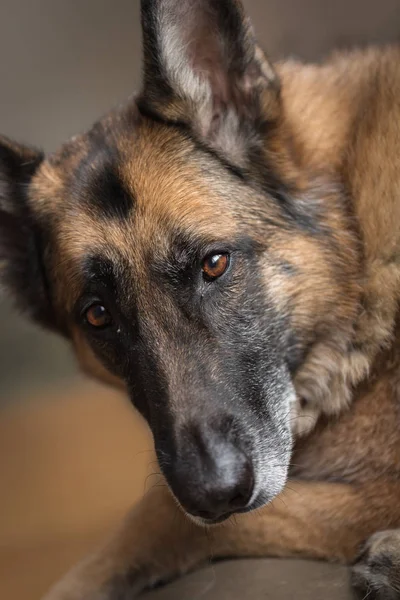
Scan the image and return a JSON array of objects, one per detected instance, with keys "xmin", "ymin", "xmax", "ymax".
[{"xmin": 352, "ymin": 530, "xmax": 400, "ymax": 599}]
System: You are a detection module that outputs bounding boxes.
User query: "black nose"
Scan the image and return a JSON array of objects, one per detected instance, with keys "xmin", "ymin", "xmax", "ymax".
[
  {"xmin": 169, "ymin": 423, "xmax": 254, "ymax": 522},
  {"xmin": 190, "ymin": 454, "xmax": 254, "ymax": 522}
]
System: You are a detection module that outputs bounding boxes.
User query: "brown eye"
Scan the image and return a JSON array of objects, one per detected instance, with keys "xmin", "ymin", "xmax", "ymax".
[
  {"xmin": 202, "ymin": 253, "xmax": 230, "ymax": 280},
  {"xmin": 85, "ymin": 303, "xmax": 113, "ymax": 328}
]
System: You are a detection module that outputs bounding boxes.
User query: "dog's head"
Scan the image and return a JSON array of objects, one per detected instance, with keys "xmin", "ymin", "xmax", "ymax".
[{"xmin": 0, "ymin": 0, "xmax": 361, "ymax": 523}]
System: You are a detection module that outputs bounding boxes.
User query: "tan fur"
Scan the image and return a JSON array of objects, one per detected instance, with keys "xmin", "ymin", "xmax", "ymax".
[
  {"xmin": 71, "ymin": 328, "xmax": 126, "ymax": 390},
  {"xmin": 274, "ymin": 47, "xmax": 400, "ymax": 433}
]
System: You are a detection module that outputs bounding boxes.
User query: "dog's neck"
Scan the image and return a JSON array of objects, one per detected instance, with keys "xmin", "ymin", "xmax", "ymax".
[{"xmin": 274, "ymin": 51, "xmax": 400, "ymax": 436}]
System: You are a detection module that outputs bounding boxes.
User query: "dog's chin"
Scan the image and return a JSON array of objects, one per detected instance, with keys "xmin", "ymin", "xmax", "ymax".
[
  {"xmin": 183, "ymin": 493, "xmax": 277, "ymax": 528},
  {"xmin": 185, "ymin": 512, "xmax": 229, "ymax": 527},
  {"xmin": 168, "ymin": 464, "xmax": 290, "ymax": 527}
]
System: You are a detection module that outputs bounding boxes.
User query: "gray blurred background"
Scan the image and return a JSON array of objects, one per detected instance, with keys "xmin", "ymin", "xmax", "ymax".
[{"xmin": 0, "ymin": 0, "xmax": 399, "ymax": 401}]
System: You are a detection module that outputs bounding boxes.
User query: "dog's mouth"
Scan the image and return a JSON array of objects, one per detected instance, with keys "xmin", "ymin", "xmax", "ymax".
[
  {"xmin": 186, "ymin": 509, "xmax": 238, "ymax": 527},
  {"xmin": 160, "ymin": 448, "xmax": 291, "ymax": 526},
  {"xmin": 156, "ymin": 416, "xmax": 292, "ymax": 527},
  {"xmin": 186, "ymin": 500, "xmax": 262, "ymax": 527},
  {"xmin": 181, "ymin": 489, "xmax": 270, "ymax": 526}
]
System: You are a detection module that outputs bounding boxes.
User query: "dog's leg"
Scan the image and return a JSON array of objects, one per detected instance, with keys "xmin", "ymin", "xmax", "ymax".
[
  {"xmin": 352, "ymin": 529, "xmax": 400, "ymax": 599},
  {"xmin": 42, "ymin": 480, "xmax": 400, "ymax": 600}
]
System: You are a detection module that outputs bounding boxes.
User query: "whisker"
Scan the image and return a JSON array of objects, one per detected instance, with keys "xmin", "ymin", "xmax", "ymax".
[{"xmin": 143, "ymin": 472, "xmax": 163, "ymax": 493}]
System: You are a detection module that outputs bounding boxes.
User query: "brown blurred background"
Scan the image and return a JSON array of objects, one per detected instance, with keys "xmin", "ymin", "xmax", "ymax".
[{"xmin": 0, "ymin": 1, "xmax": 399, "ymax": 598}]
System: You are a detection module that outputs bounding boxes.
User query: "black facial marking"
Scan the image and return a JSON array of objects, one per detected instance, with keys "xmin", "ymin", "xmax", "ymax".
[
  {"xmin": 273, "ymin": 188, "xmax": 323, "ymax": 235},
  {"xmin": 82, "ymin": 254, "xmax": 118, "ymax": 284},
  {"xmin": 248, "ymin": 153, "xmax": 324, "ymax": 236},
  {"xmin": 74, "ymin": 145, "xmax": 134, "ymax": 222},
  {"xmin": 79, "ymin": 253, "xmax": 139, "ymax": 322},
  {"xmin": 76, "ymin": 253, "xmax": 137, "ymax": 379},
  {"xmin": 76, "ymin": 253, "xmax": 124, "ymax": 325},
  {"xmin": 91, "ymin": 165, "xmax": 133, "ymax": 221},
  {"xmin": 78, "ymin": 253, "xmax": 135, "ymax": 311}
]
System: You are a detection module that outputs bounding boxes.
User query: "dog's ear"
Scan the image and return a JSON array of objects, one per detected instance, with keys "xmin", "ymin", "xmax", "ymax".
[
  {"xmin": 0, "ymin": 136, "xmax": 57, "ymax": 330},
  {"xmin": 139, "ymin": 0, "xmax": 280, "ymax": 164}
]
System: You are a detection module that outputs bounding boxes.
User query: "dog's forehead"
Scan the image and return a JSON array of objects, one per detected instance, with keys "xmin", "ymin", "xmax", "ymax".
[
  {"xmin": 121, "ymin": 123, "xmax": 239, "ymax": 237},
  {"xmin": 51, "ymin": 113, "xmax": 240, "ymax": 244}
]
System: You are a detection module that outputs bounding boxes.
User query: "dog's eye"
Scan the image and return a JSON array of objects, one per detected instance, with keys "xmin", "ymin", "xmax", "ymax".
[
  {"xmin": 85, "ymin": 303, "xmax": 113, "ymax": 329},
  {"xmin": 202, "ymin": 253, "xmax": 230, "ymax": 280}
]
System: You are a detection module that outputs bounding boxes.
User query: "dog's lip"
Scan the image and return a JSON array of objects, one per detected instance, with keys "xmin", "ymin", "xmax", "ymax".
[
  {"xmin": 189, "ymin": 512, "xmax": 234, "ymax": 526},
  {"xmin": 186, "ymin": 499, "xmax": 261, "ymax": 527}
]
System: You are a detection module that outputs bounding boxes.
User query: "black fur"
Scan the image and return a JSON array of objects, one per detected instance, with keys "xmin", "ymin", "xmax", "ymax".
[
  {"xmin": 74, "ymin": 147, "xmax": 134, "ymax": 221},
  {"xmin": 0, "ymin": 137, "xmax": 57, "ymax": 330}
]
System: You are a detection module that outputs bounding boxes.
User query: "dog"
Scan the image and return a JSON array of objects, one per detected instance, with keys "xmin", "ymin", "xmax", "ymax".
[{"xmin": 1, "ymin": 0, "xmax": 400, "ymax": 598}]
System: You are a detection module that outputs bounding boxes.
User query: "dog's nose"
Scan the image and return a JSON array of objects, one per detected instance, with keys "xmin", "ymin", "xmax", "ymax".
[
  {"xmin": 170, "ymin": 424, "xmax": 254, "ymax": 522},
  {"xmin": 190, "ymin": 450, "xmax": 254, "ymax": 521}
]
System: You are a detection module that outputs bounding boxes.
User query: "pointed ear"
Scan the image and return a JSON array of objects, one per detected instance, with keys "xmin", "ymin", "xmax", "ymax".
[
  {"xmin": 139, "ymin": 0, "xmax": 280, "ymax": 163},
  {"xmin": 0, "ymin": 136, "xmax": 56, "ymax": 330}
]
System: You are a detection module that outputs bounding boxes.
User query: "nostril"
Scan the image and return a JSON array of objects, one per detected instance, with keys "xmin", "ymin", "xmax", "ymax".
[
  {"xmin": 229, "ymin": 493, "xmax": 245, "ymax": 506},
  {"xmin": 227, "ymin": 461, "xmax": 254, "ymax": 510}
]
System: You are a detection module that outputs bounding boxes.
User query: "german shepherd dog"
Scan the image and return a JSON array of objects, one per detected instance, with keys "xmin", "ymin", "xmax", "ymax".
[{"xmin": 1, "ymin": 0, "xmax": 400, "ymax": 598}]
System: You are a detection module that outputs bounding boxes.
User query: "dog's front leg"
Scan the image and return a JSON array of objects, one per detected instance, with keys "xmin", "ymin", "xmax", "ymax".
[
  {"xmin": 42, "ymin": 479, "xmax": 400, "ymax": 600},
  {"xmin": 41, "ymin": 485, "xmax": 212, "ymax": 600}
]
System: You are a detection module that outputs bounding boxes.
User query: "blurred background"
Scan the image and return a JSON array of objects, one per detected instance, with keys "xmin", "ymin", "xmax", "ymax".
[{"xmin": 0, "ymin": 1, "xmax": 399, "ymax": 598}]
